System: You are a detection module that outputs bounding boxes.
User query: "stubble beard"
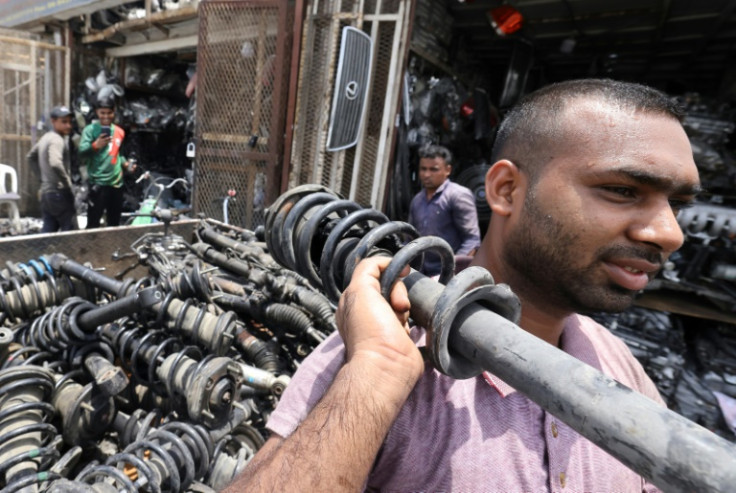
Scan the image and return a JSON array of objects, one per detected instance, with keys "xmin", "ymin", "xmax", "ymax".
[{"xmin": 502, "ymin": 191, "xmax": 639, "ymax": 315}]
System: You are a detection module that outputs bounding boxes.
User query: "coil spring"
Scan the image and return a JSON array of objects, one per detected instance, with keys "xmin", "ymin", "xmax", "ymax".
[
  {"xmin": 105, "ymin": 323, "xmax": 186, "ymax": 399},
  {"xmin": 678, "ymin": 203, "xmax": 736, "ymax": 238},
  {"xmin": 0, "ymin": 257, "xmax": 82, "ymax": 325},
  {"xmin": 0, "ymin": 365, "xmax": 60, "ymax": 491},
  {"xmin": 265, "ymin": 186, "xmax": 522, "ymax": 379},
  {"xmin": 19, "ymin": 297, "xmax": 99, "ymax": 355},
  {"xmin": 75, "ymin": 420, "xmax": 213, "ymax": 493},
  {"xmin": 265, "ymin": 185, "xmax": 457, "ymax": 303},
  {"xmin": 103, "ymin": 323, "xmax": 238, "ymax": 426},
  {"xmin": 154, "ymin": 291, "xmax": 238, "ymax": 356}
]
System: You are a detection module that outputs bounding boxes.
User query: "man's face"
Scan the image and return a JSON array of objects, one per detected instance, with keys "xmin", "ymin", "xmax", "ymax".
[
  {"xmin": 96, "ymin": 107, "xmax": 115, "ymax": 125},
  {"xmin": 419, "ymin": 157, "xmax": 451, "ymax": 192},
  {"xmin": 502, "ymin": 104, "xmax": 700, "ymax": 314},
  {"xmin": 51, "ymin": 116, "xmax": 73, "ymax": 136}
]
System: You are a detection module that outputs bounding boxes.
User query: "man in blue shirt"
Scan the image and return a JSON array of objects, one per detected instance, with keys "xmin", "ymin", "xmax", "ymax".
[{"xmin": 408, "ymin": 144, "xmax": 481, "ymax": 275}]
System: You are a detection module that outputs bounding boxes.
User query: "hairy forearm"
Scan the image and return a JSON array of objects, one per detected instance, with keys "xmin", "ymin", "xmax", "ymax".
[{"xmin": 225, "ymin": 356, "xmax": 416, "ymax": 492}]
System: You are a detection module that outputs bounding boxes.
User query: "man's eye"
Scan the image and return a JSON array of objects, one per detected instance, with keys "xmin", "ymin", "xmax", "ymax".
[
  {"xmin": 602, "ymin": 186, "xmax": 635, "ymax": 198},
  {"xmin": 670, "ymin": 200, "xmax": 693, "ymax": 214}
]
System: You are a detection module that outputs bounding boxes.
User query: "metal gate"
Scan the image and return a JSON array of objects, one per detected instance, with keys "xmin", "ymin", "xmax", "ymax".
[
  {"xmin": 194, "ymin": 0, "xmax": 293, "ymax": 228},
  {"xmin": 0, "ymin": 28, "xmax": 70, "ymax": 216},
  {"xmin": 287, "ymin": 0, "xmax": 412, "ymax": 209}
]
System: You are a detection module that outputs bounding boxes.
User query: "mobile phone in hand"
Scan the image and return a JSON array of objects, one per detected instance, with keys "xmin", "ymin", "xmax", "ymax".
[{"xmin": 100, "ymin": 126, "xmax": 111, "ymax": 138}]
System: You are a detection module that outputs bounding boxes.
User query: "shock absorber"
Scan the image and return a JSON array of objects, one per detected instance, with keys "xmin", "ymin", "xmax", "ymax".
[
  {"xmin": 0, "ymin": 257, "xmax": 92, "ymax": 325},
  {"xmin": 0, "ymin": 365, "xmax": 60, "ymax": 492},
  {"xmin": 108, "ymin": 406, "xmax": 257, "ymax": 491},
  {"xmin": 264, "ymin": 185, "xmax": 736, "ymax": 493},
  {"xmin": 101, "ymin": 323, "xmax": 242, "ymax": 427},
  {"xmin": 0, "ymin": 336, "xmax": 121, "ymax": 450},
  {"xmin": 48, "ymin": 254, "xmax": 240, "ymax": 356},
  {"xmin": 70, "ymin": 420, "xmax": 214, "ymax": 493},
  {"xmin": 18, "ymin": 287, "xmax": 164, "ymax": 356}
]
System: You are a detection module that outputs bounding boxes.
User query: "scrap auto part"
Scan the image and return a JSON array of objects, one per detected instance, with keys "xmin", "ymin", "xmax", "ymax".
[{"xmin": 264, "ymin": 185, "xmax": 736, "ymax": 493}]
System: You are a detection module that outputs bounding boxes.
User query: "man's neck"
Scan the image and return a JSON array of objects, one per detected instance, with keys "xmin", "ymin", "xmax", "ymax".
[
  {"xmin": 516, "ymin": 301, "xmax": 570, "ymax": 347},
  {"xmin": 471, "ymin": 248, "xmax": 570, "ymax": 347},
  {"xmin": 424, "ymin": 179, "xmax": 448, "ymax": 200}
]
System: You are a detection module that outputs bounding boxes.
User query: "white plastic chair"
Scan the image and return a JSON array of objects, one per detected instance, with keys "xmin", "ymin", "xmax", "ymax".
[{"xmin": 0, "ymin": 164, "xmax": 21, "ymax": 229}]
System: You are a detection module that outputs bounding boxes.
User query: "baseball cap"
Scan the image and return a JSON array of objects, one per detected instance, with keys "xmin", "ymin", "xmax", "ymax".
[{"xmin": 50, "ymin": 106, "xmax": 72, "ymax": 119}]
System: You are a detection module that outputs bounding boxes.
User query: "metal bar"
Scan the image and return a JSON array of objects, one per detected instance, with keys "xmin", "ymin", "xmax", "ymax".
[
  {"xmin": 286, "ymin": 1, "xmax": 315, "ymax": 189},
  {"xmin": 348, "ymin": 13, "xmax": 379, "ymax": 201},
  {"xmin": 64, "ymin": 26, "xmax": 71, "ymax": 108},
  {"xmin": 80, "ymin": 6, "xmax": 198, "ymax": 44},
  {"xmin": 281, "ymin": 0, "xmax": 306, "ymax": 194},
  {"xmin": 77, "ymin": 287, "xmax": 163, "ymax": 331},
  {"xmin": 105, "ymin": 35, "xmax": 198, "ymax": 57},
  {"xmin": 314, "ymin": 8, "xmax": 342, "ymax": 185},
  {"xmin": 0, "ymin": 36, "xmax": 67, "ymax": 51},
  {"xmin": 402, "ymin": 272, "xmax": 736, "ymax": 493},
  {"xmin": 370, "ymin": 4, "xmax": 405, "ymax": 208},
  {"xmin": 252, "ymin": 9, "xmax": 268, "ymax": 137}
]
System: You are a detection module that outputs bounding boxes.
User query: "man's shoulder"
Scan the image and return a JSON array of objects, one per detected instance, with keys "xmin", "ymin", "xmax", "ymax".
[
  {"xmin": 445, "ymin": 180, "xmax": 474, "ymax": 197},
  {"xmin": 570, "ymin": 313, "xmax": 663, "ymax": 402},
  {"xmin": 39, "ymin": 131, "xmax": 64, "ymax": 148}
]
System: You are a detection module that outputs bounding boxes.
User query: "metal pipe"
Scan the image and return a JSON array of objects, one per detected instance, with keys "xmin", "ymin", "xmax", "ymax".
[{"xmin": 403, "ymin": 272, "xmax": 736, "ymax": 493}]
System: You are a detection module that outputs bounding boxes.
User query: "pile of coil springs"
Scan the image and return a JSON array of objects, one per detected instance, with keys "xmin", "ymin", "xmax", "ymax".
[{"xmin": 0, "ymin": 218, "xmax": 337, "ymax": 493}]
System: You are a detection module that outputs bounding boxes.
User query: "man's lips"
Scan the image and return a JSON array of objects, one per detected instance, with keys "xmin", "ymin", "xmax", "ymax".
[{"xmin": 602, "ymin": 258, "xmax": 661, "ymax": 291}]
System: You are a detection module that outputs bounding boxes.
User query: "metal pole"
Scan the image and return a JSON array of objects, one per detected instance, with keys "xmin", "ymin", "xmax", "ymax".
[{"xmin": 403, "ymin": 271, "xmax": 736, "ymax": 493}]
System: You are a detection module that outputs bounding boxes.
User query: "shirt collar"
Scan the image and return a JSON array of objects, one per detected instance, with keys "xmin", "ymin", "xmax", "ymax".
[{"xmin": 433, "ymin": 178, "xmax": 451, "ymax": 196}]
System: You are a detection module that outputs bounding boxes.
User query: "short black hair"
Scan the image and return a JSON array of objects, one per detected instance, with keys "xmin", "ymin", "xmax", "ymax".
[
  {"xmin": 490, "ymin": 79, "xmax": 685, "ymax": 182},
  {"xmin": 96, "ymin": 97, "xmax": 115, "ymax": 109},
  {"xmin": 418, "ymin": 144, "xmax": 453, "ymax": 166}
]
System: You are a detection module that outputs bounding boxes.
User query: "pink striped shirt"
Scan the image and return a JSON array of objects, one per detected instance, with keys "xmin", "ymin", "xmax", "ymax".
[{"xmin": 267, "ymin": 314, "xmax": 663, "ymax": 492}]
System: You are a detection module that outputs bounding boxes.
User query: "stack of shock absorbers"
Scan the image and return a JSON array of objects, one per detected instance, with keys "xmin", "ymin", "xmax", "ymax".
[
  {"xmin": 0, "ymin": 202, "xmax": 335, "ymax": 493},
  {"xmin": 1, "ymin": 183, "xmax": 736, "ymax": 493}
]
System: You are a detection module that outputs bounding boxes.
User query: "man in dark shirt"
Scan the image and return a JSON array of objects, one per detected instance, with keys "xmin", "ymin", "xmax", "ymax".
[
  {"xmin": 27, "ymin": 106, "xmax": 76, "ymax": 232},
  {"xmin": 408, "ymin": 144, "xmax": 481, "ymax": 275}
]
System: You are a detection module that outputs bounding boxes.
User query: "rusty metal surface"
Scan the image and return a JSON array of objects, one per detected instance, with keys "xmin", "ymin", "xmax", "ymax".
[{"xmin": 0, "ymin": 220, "xmax": 197, "ymax": 278}]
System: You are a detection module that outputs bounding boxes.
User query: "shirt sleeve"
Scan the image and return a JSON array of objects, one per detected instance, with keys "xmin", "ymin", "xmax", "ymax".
[
  {"xmin": 78, "ymin": 125, "xmax": 96, "ymax": 157},
  {"xmin": 266, "ymin": 332, "xmax": 346, "ymax": 438},
  {"xmin": 48, "ymin": 136, "xmax": 72, "ymax": 189},
  {"xmin": 451, "ymin": 187, "xmax": 481, "ymax": 254}
]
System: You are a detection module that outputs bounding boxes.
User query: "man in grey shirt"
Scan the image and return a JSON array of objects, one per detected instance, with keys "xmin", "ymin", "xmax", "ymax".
[
  {"xmin": 408, "ymin": 144, "xmax": 481, "ymax": 275},
  {"xmin": 27, "ymin": 106, "xmax": 76, "ymax": 232}
]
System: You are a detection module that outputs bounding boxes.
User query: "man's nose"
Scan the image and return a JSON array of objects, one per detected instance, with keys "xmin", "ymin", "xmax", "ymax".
[{"xmin": 628, "ymin": 201, "xmax": 684, "ymax": 253}]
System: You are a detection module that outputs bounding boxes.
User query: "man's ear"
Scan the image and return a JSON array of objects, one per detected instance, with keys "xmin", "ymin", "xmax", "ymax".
[{"xmin": 485, "ymin": 160, "xmax": 524, "ymax": 216}]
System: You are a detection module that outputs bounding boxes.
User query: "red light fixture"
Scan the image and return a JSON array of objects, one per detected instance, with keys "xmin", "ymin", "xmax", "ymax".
[{"xmin": 488, "ymin": 5, "xmax": 523, "ymax": 36}]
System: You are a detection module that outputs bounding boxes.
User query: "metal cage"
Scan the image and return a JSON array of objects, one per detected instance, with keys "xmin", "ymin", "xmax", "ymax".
[
  {"xmin": 0, "ymin": 28, "xmax": 70, "ymax": 217},
  {"xmin": 194, "ymin": 0, "xmax": 294, "ymax": 229},
  {"xmin": 287, "ymin": 0, "xmax": 412, "ymax": 209}
]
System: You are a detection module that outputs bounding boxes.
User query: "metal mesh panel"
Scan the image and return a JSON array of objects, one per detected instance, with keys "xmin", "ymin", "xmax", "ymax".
[
  {"xmin": 288, "ymin": 0, "xmax": 410, "ymax": 209},
  {"xmin": 354, "ymin": 18, "xmax": 395, "ymax": 206},
  {"xmin": 195, "ymin": 0, "xmax": 293, "ymax": 229},
  {"xmin": 290, "ymin": 15, "xmax": 335, "ymax": 187},
  {"xmin": 0, "ymin": 32, "xmax": 69, "ymax": 216}
]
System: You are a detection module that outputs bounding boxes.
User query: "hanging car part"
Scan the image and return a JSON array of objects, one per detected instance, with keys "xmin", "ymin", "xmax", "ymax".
[{"xmin": 326, "ymin": 26, "xmax": 373, "ymax": 152}]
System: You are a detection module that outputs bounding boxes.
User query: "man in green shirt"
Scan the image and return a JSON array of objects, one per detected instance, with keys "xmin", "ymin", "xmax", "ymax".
[{"xmin": 78, "ymin": 98, "xmax": 135, "ymax": 228}]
